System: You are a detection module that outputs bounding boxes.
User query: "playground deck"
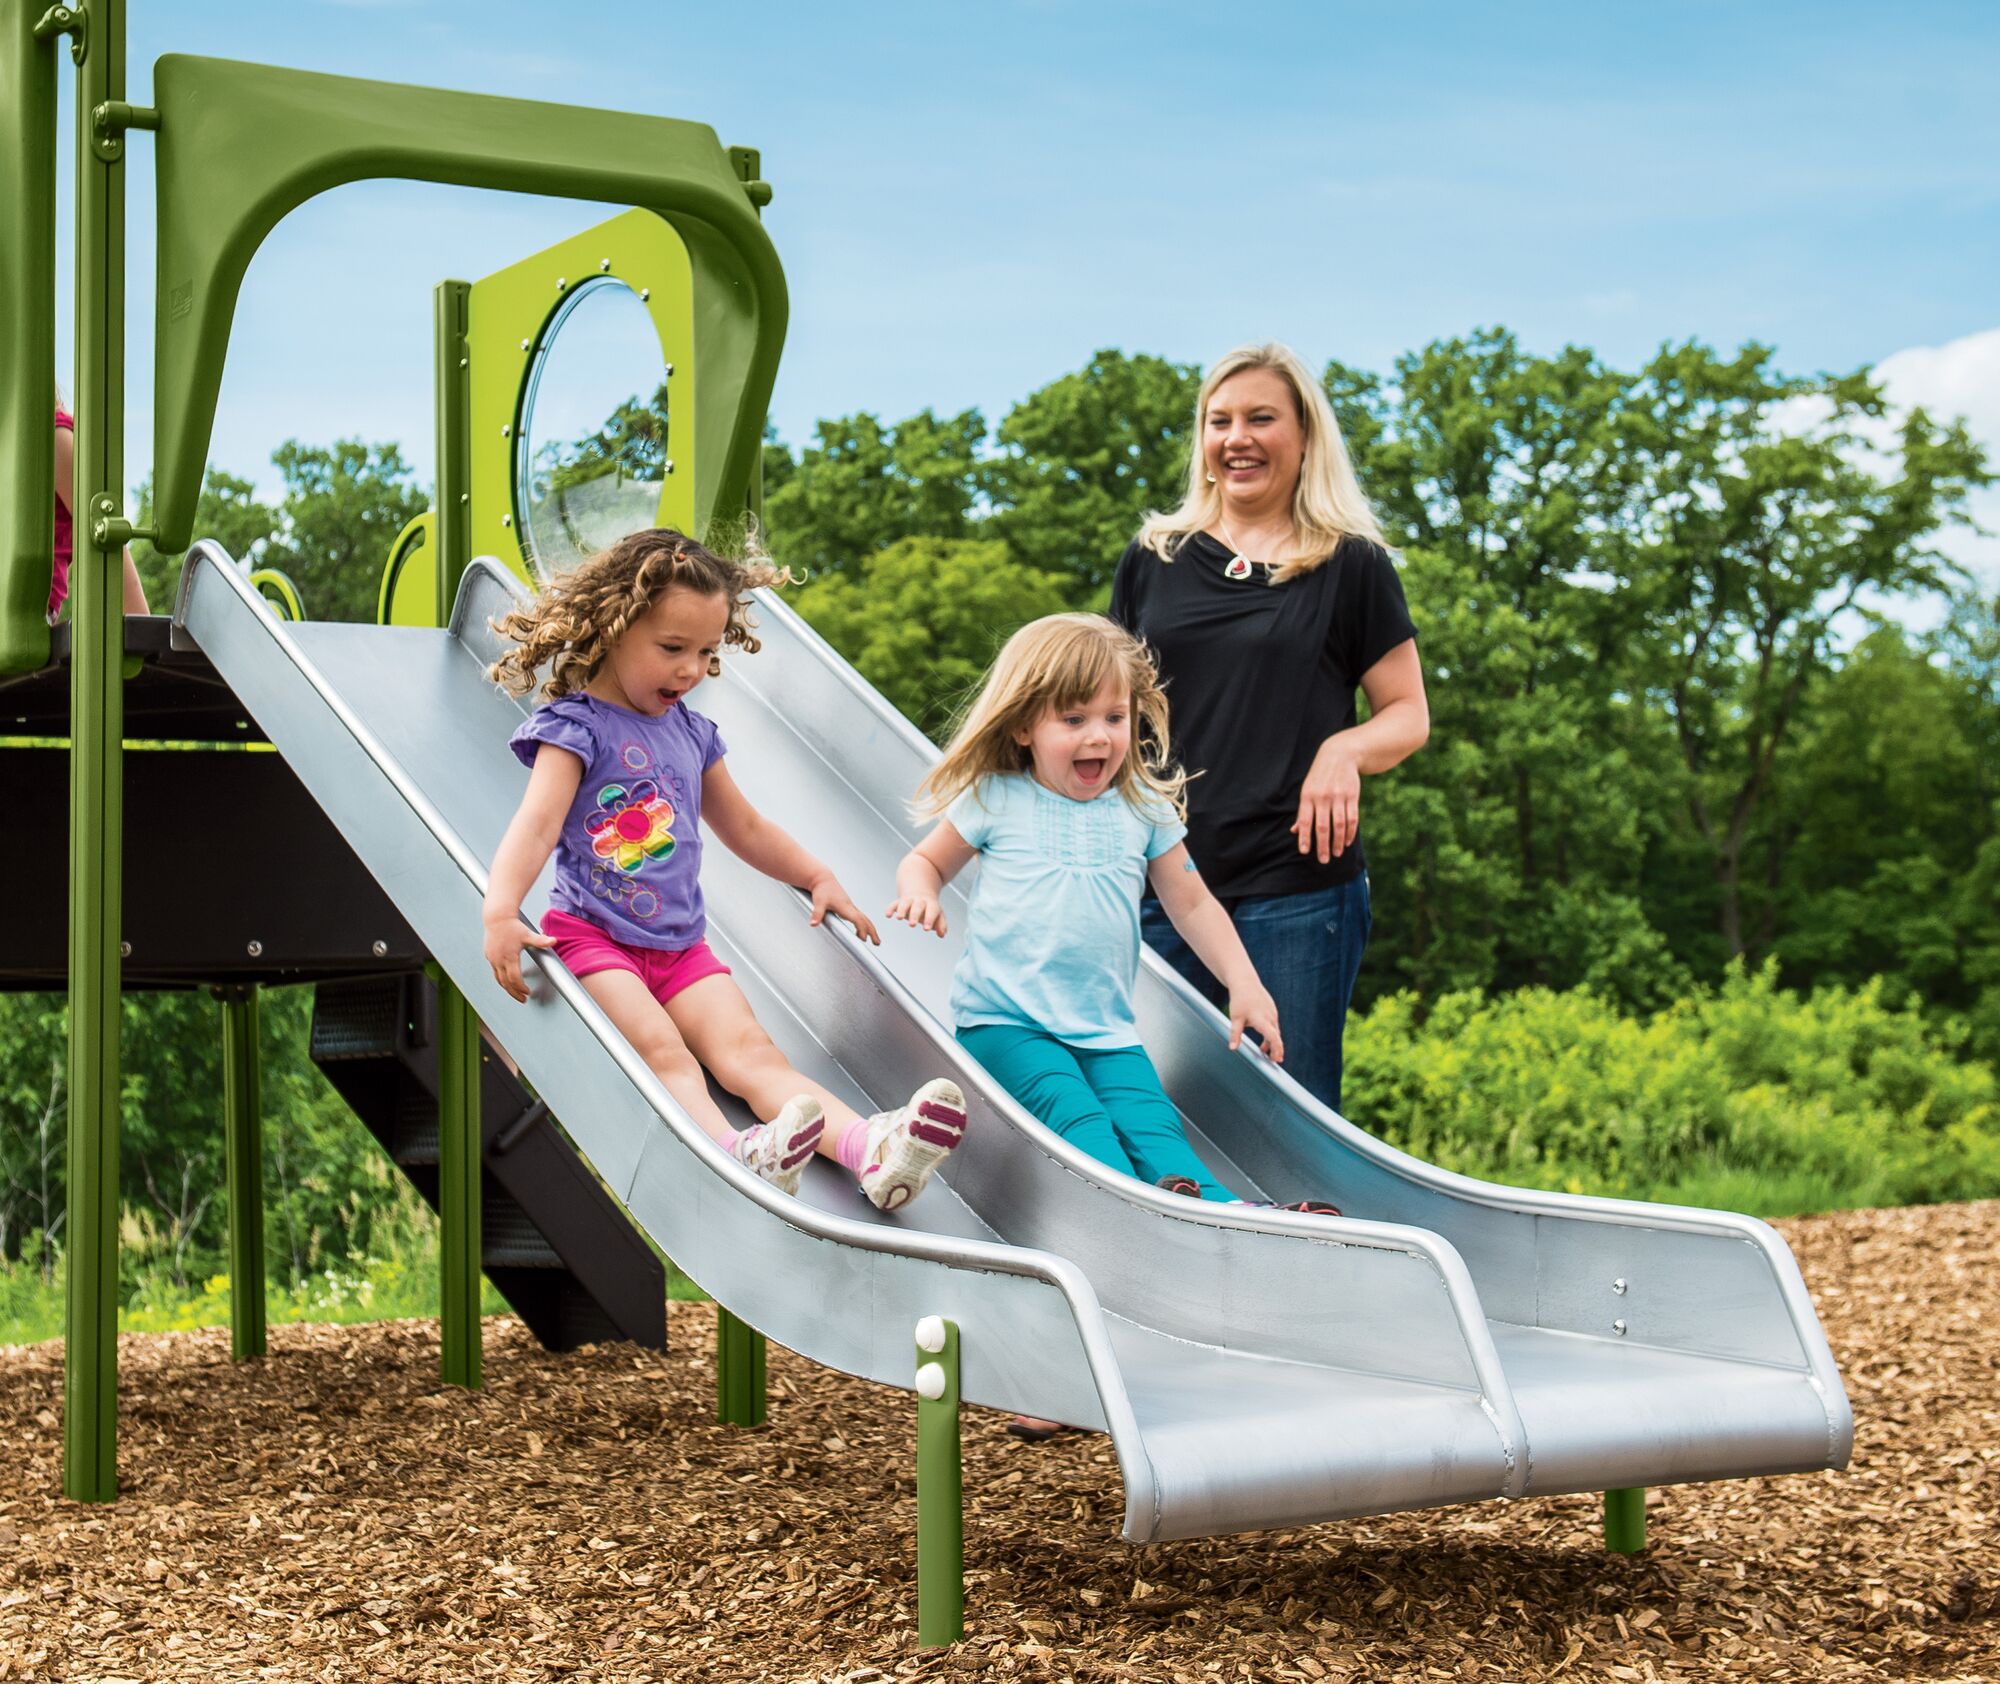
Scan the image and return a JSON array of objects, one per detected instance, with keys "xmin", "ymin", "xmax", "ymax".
[{"xmin": 2, "ymin": 1200, "xmax": 1992, "ymax": 1683}]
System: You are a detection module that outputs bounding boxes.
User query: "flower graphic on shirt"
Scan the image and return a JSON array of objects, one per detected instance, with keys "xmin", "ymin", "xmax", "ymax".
[{"xmin": 585, "ymin": 778, "xmax": 676, "ymax": 874}]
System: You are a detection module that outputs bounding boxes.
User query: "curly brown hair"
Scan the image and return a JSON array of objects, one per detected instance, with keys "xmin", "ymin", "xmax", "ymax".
[{"xmin": 488, "ymin": 528, "xmax": 793, "ymax": 700}]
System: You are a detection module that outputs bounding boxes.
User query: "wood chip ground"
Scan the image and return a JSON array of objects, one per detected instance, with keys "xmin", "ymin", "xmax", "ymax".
[{"xmin": 2, "ymin": 1201, "xmax": 1994, "ymax": 1681}]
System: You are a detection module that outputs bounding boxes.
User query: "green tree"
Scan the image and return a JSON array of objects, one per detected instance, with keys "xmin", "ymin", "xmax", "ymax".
[
  {"xmin": 788, "ymin": 536, "xmax": 1071, "ymax": 738},
  {"xmin": 260, "ymin": 439, "xmax": 429, "ymax": 623},
  {"xmin": 983, "ymin": 349, "xmax": 1201, "ymax": 604},
  {"xmin": 762, "ymin": 409, "xmax": 986, "ymax": 580},
  {"xmin": 1609, "ymin": 345, "xmax": 1991, "ymax": 958}
]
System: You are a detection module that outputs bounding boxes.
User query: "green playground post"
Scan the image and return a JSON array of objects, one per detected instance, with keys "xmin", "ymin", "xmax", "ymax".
[
  {"xmin": 915, "ymin": 1317, "xmax": 964, "ymax": 1646},
  {"xmin": 436, "ymin": 973, "xmax": 483, "ymax": 1389},
  {"xmin": 217, "ymin": 987, "xmax": 267, "ymax": 1361},
  {"xmin": 63, "ymin": 0, "xmax": 131, "ymax": 1506},
  {"xmin": 716, "ymin": 1307, "xmax": 767, "ymax": 1427},
  {"xmin": 1604, "ymin": 1487, "xmax": 1647, "ymax": 1554},
  {"xmin": 433, "ymin": 279, "xmax": 472, "ymax": 620}
]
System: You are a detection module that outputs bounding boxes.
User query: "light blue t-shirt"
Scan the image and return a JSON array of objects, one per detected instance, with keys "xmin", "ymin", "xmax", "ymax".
[{"xmin": 946, "ymin": 773, "xmax": 1186, "ymax": 1050}]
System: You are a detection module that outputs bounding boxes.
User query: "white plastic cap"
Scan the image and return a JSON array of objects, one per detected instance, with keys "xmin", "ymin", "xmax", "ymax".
[
  {"xmin": 915, "ymin": 1361, "xmax": 948, "ymax": 1401},
  {"xmin": 914, "ymin": 1315, "xmax": 947, "ymax": 1353}
]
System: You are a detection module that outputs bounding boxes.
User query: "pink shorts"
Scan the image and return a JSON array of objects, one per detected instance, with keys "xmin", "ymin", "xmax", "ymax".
[{"xmin": 543, "ymin": 910, "xmax": 731, "ymax": 1006}]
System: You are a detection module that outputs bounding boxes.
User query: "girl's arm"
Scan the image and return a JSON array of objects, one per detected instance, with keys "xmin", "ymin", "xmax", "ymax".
[
  {"xmin": 482, "ymin": 743, "xmax": 582, "ymax": 1001},
  {"xmin": 886, "ymin": 820, "xmax": 977, "ymax": 937},
  {"xmin": 55, "ymin": 425, "xmax": 152, "ymax": 614},
  {"xmin": 702, "ymin": 759, "xmax": 881, "ymax": 944},
  {"xmin": 1146, "ymin": 843, "xmax": 1284, "ymax": 1061},
  {"xmin": 1295, "ymin": 639, "xmax": 1428, "ymax": 863}
]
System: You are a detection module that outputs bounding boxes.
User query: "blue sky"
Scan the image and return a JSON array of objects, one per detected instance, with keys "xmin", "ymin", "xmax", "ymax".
[{"xmin": 52, "ymin": 1, "xmax": 2000, "ymax": 583}]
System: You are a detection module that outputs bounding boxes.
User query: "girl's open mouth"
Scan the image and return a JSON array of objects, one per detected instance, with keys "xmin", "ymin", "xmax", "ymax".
[{"xmin": 1074, "ymin": 758, "xmax": 1106, "ymax": 783}]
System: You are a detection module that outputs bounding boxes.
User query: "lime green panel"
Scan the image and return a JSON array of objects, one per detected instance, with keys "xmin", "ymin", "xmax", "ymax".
[
  {"xmin": 380, "ymin": 511, "xmax": 439, "ymax": 626},
  {"xmin": 149, "ymin": 56, "xmax": 785, "ymax": 555},
  {"xmin": 468, "ymin": 209, "xmax": 696, "ymax": 588}
]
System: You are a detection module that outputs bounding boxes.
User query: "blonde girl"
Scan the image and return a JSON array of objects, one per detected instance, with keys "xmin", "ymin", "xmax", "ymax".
[
  {"xmin": 889, "ymin": 613, "xmax": 1336, "ymax": 1217},
  {"xmin": 51, "ymin": 379, "xmax": 149, "ymax": 621},
  {"xmin": 483, "ymin": 527, "xmax": 966, "ymax": 1207}
]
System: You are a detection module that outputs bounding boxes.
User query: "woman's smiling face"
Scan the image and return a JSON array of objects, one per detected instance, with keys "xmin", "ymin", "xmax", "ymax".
[{"xmin": 1202, "ymin": 366, "xmax": 1306, "ymax": 518}]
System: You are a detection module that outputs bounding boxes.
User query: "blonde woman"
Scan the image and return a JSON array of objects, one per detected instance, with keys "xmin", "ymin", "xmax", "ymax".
[
  {"xmin": 888, "ymin": 614, "xmax": 1340, "ymax": 1214},
  {"xmin": 1108, "ymin": 343, "xmax": 1428, "ymax": 1113}
]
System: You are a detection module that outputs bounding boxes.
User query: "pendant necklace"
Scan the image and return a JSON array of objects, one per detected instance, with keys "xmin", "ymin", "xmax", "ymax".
[{"xmin": 1217, "ymin": 521, "xmax": 1275, "ymax": 582}]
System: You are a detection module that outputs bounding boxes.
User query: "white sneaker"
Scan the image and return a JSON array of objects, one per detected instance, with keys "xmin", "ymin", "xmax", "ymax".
[
  {"xmin": 857, "ymin": 1079, "xmax": 967, "ymax": 1212},
  {"xmin": 730, "ymin": 1096, "xmax": 825, "ymax": 1197}
]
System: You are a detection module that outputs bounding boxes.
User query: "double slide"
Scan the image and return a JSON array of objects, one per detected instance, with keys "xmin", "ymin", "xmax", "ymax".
[{"xmin": 175, "ymin": 544, "xmax": 1851, "ymax": 1544}]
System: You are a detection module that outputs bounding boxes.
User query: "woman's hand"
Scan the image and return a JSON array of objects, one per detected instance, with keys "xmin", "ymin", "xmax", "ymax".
[
  {"xmin": 1294, "ymin": 736, "xmax": 1361, "ymax": 863},
  {"xmin": 484, "ymin": 913, "xmax": 557, "ymax": 1003},
  {"xmin": 1228, "ymin": 980, "xmax": 1284, "ymax": 1062},
  {"xmin": 808, "ymin": 873, "xmax": 881, "ymax": 944},
  {"xmin": 885, "ymin": 892, "xmax": 949, "ymax": 937}
]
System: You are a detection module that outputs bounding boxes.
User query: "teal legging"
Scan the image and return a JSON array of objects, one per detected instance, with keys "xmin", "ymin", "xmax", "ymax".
[{"xmin": 956, "ymin": 1023, "xmax": 1233, "ymax": 1201}]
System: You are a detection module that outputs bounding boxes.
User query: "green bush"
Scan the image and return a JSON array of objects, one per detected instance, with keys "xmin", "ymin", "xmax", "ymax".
[{"xmin": 1343, "ymin": 961, "xmax": 2000, "ymax": 1216}]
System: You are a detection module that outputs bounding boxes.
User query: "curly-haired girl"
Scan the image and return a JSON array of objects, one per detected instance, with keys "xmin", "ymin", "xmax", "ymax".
[{"xmin": 482, "ymin": 527, "xmax": 966, "ymax": 1207}]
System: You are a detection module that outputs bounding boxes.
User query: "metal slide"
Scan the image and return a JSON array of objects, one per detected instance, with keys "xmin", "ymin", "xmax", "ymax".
[{"xmin": 176, "ymin": 545, "xmax": 1851, "ymax": 1544}]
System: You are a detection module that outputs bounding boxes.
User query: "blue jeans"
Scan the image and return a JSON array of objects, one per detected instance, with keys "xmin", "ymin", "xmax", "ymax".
[
  {"xmin": 955, "ymin": 1023, "xmax": 1235, "ymax": 1200},
  {"xmin": 1140, "ymin": 875, "xmax": 1372, "ymax": 1113}
]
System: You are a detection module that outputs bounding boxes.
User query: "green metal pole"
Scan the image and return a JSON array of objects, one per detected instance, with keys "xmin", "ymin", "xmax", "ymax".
[
  {"xmin": 1604, "ymin": 1487, "xmax": 1647, "ymax": 1554},
  {"xmin": 0, "ymin": 2, "xmax": 61, "ymax": 675},
  {"xmin": 64, "ymin": 0, "xmax": 129, "ymax": 1507},
  {"xmin": 715, "ymin": 1307, "xmax": 766, "ymax": 1427},
  {"xmin": 915, "ymin": 1317, "xmax": 964, "ymax": 1647},
  {"xmin": 432, "ymin": 279, "xmax": 471, "ymax": 623},
  {"xmin": 217, "ymin": 987, "xmax": 266, "ymax": 1360},
  {"xmin": 435, "ymin": 971, "xmax": 482, "ymax": 1389}
]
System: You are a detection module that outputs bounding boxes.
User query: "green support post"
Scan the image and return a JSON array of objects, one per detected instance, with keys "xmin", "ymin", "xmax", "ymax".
[
  {"xmin": 715, "ymin": 1307, "xmax": 766, "ymax": 1427},
  {"xmin": 1604, "ymin": 1487, "xmax": 1647, "ymax": 1554},
  {"xmin": 217, "ymin": 987, "xmax": 266, "ymax": 1360},
  {"xmin": 433, "ymin": 278, "xmax": 472, "ymax": 622},
  {"xmin": 435, "ymin": 971, "xmax": 482, "ymax": 1389},
  {"xmin": 915, "ymin": 1316, "xmax": 964, "ymax": 1647},
  {"xmin": 63, "ymin": 0, "xmax": 130, "ymax": 1506}
]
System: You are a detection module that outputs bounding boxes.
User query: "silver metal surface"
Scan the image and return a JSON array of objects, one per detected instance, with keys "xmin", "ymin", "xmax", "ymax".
[{"xmin": 175, "ymin": 546, "xmax": 1851, "ymax": 1543}]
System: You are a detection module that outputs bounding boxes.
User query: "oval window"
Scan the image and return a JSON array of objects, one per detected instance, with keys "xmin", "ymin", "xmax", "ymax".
[{"xmin": 516, "ymin": 278, "xmax": 669, "ymax": 581}]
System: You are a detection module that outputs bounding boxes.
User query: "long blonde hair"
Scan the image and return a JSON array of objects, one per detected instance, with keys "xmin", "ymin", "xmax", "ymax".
[
  {"xmin": 1137, "ymin": 340, "xmax": 1385, "ymax": 582},
  {"xmin": 917, "ymin": 613, "xmax": 1186, "ymax": 821},
  {"xmin": 488, "ymin": 526, "xmax": 791, "ymax": 700}
]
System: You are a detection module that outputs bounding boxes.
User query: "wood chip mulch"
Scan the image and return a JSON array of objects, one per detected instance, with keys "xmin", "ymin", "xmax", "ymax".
[{"xmin": 2, "ymin": 1200, "xmax": 1995, "ymax": 1682}]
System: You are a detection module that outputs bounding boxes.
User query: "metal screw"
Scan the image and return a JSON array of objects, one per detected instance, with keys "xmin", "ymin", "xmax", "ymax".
[
  {"xmin": 1612, "ymin": 1278, "xmax": 1628, "ymax": 1296},
  {"xmin": 246, "ymin": 940, "xmax": 263, "ymax": 957},
  {"xmin": 664, "ymin": 459, "xmax": 674, "ymax": 475},
  {"xmin": 502, "ymin": 513, "xmax": 512, "ymax": 527},
  {"xmin": 555, "ymin": 277, "xmax": 566, "ymax": 291},
  {"xmin": 120, "ymin": 940, "xmax": 131, "ymax": 958},
  {"xmin": 600, "ymin": 257, "xmax": 611, "ymax": 271},
  {"xmin": 502, "ymin": 424, "xmax": 510, "ymax": 438},
  {"xmin": 640, "ymin": 288, "xmax": 651, "ymax": 301},
  {"xmin": 520, "ymin": 337, "xmax": 531, "ymax": 351},
  {"xmin": 1612, "ymin": 1319, "xmax": 1628, "ymax": 1336},
  {"xmin": 663, "ymin": 360, "xmax": 673, "ymax": 376},
  {"xmin": 371, "ymin": 940, "xmax": 388, "ymax": 958}
]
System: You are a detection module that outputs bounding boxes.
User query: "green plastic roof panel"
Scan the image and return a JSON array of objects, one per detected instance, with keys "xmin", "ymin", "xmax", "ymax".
[{"xmin": 149, "ymin": 55, "xmax": 784, "ymax": 554}]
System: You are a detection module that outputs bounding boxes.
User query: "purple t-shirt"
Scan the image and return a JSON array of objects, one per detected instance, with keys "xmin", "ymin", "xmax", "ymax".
[{"xmin": 510, "ymin": 692, "xmax": 726, "ymax": 951}]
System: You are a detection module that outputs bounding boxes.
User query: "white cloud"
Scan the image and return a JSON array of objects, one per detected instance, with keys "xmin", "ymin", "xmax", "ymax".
[{"xmin": 1873, "ymin": 326, "xmax": 2000, "ymax": 600}]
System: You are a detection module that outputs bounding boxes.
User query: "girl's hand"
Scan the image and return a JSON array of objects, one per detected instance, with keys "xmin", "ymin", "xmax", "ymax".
[
  {"xmin": 808, "ymin": 874, "xmax": 881, "ymax": 944},
  {"xmin": 885, "ymin": 893, "xmax": 949, "ymax": 937},
  {"xmin": 1294, "ymin": 737, "xmax": 1361, "ymax": 862},
  {"xmin": 484, "ymin": 915, "xmax": 557, "ymax": 1003},
  {"xmin": 1228, "ymin": 983, "xmax": 1284, "ymax": 1063}
]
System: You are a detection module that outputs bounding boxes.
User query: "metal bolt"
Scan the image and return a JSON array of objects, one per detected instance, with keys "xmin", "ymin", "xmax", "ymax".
[
  {"xmin": 663, "ymin": 360, "xmax": 673, "ymax": 376},
  {"xmin": 246, "ymin": 940, "xmax": 263, "ymax": 958},
  {"xmin": 640, "ymin": 288, "xmax": 651, "ymax": 302},
  {"xmin": 1612, "ymin": 1278, "xmax": 1628, "ymax": 1295},
  {"xmin": 555, "ymin": 277, "xmax": 566, "ymax": 291},
  {"xmin": 1612, "ymin": 1319, "xmax": 1628, "ymax": 1336},
  {"xmin": 520, "ymin": 337, "xmax": 531, "ymax": 351},
  {"xmin": 664, "ymin": 458, "xmax": 675, "ymax": 475},
  {"xmin": 600, "ymin": 257, "xmax": 611, "ymax": 271},
  {"xmin": 120, "ymin": 940, "xmax": 131, "ymax": 958},
  {"xmin": 502, "ymin": 513, "xmax": 512, "ymax": 527},
  {"xmin": 371, "ymin": 940, "xmax": 388, "ymax": 958},
  {"xmin": 915, "ymin": 1362, "xmax": 947, "ymax": 1401},
  {"xmin": 501, "ymin": 424, "xmax": 510, "ymax": 438},
  {"xmin": 914, "ymin": 1316, "xmax": 946, "ymax": 1353}
]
